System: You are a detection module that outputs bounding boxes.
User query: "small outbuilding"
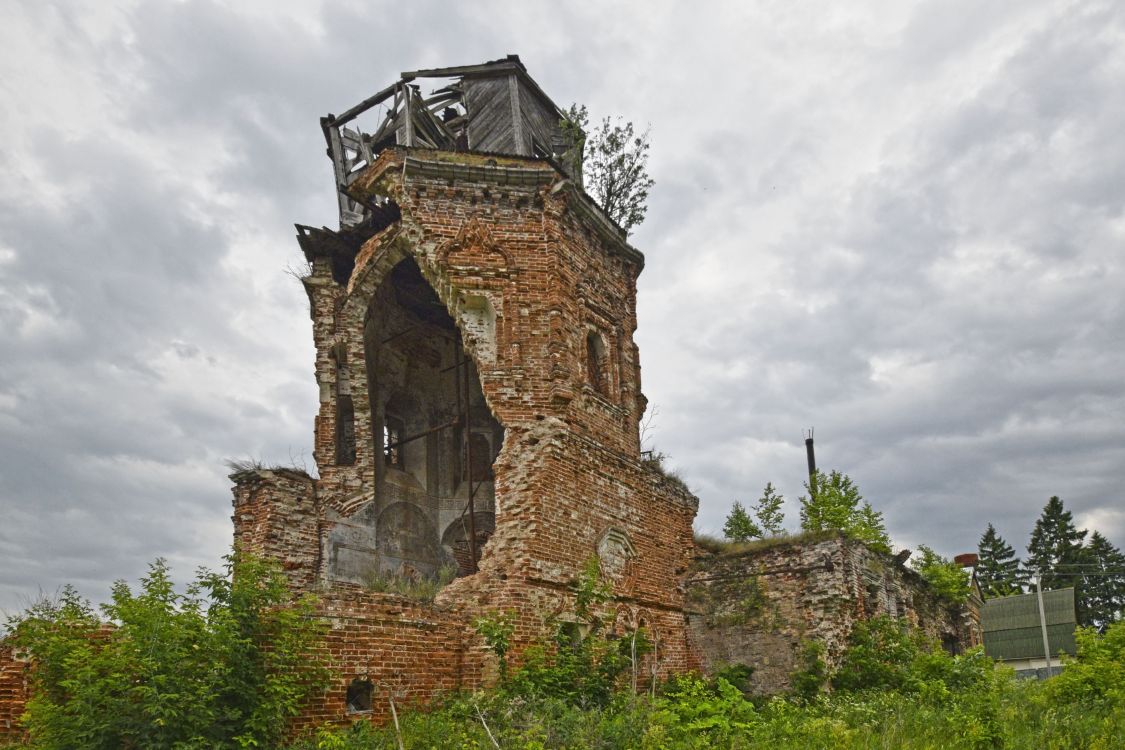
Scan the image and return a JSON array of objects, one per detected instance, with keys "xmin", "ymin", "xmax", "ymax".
[{"xmin": 981, "ymin": 587, "xmax": 1076, "ymax": 678}]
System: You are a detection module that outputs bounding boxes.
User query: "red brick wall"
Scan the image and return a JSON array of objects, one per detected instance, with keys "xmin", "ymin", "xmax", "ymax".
[
  {"xmin": 292, "ymin": 589, "xmax": 481, "ymax": 731},
  {"xmin": 0, "ymin": 644, "xmax": 28, "ymax": 739},
  {"xmin": 231, "ymin": 468, "xmax": 320, "ymax": 591}
]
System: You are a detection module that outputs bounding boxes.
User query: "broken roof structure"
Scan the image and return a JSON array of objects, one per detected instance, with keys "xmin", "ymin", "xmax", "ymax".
[{"xmin": 320, "ymin": 54, "xmax": 581, "ymax": 230}]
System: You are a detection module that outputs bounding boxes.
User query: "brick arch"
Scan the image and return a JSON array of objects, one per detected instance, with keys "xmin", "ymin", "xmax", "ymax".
[
  {"xmin": 436, "ymin": 216, "xmax": 514, "ymax": 272},
  {"xmin": 340, "ymin": 226, "xmax": 504, "ymax": 413}
]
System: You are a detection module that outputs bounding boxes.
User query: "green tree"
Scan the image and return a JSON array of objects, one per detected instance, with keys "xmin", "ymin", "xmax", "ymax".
[
  {"xmin": 976, "ymin": 523, "xmax": 1024, "ymax": 597},
  {"xmin": 799, "ymin": 469, "xmax": 861, "ymax": 534},
  {"xmin": 723, "ymin": 500, "xmax": 762, "ymax": 542},
  {"xmin": 852, "ymin": 502, "xmax": 891, "ymax": 554},
  {"xmin": 798, "ymin": 470, "xmax": 891, "ymax": 553},
  {"xmin": 1083, "ymin": 531, "xmax": 1125, "ymax": 631},
  {"xmin": 5, "ymin": 554, "xmax": 329, "ymax": 749},
  {"xmin": 1025, "ymin": 495, "xmax": 1090, "ymax": 622},
  {"xmin": 562, "ymin": 104, "xmax": 654, "ymax": 233},
  {"xmin": 911, "ymin": 545, "xmax": 972, "ymax": 603},
  {"xmin": 753, "ymin": 482, "xmax": 786, "ymax": 537}
]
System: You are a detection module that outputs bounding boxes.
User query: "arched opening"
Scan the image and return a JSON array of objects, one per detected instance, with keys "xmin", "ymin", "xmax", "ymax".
[
  {"xmin": 586, "ymin": 330, "xmax": 607, "ymax": 395},
  {"xmin": 358, "ymin": 256, "xmax": 503, "ymax": 580},
  {"xmin": 334, "ymin": 348, "xmax": 356, "ymax": 466},
  {"xmin": 441, "ymin": 511, "xmax": 496, "ymax": 578}
]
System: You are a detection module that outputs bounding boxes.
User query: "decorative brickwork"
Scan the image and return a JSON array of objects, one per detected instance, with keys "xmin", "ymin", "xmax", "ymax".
[{"xmin": 686, "ymin": 533, "xmax": 983, "ymax": 695}]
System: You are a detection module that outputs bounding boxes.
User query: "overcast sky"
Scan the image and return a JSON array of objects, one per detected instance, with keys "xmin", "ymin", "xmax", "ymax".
[{"xmin": 2, "ymin": 0, "xmax": 1123, "ymax": 614}]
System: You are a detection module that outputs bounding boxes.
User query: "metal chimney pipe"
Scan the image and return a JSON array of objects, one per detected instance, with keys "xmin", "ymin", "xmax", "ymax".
[{"xmin": 804, "ymin": 429, "xmax": 816, "ymax": 497}]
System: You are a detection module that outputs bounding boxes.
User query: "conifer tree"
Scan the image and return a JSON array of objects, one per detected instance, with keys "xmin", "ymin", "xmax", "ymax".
[
  {"xmin": 753, "ymin": 482, "xmax": 786, "ymax": 537},
  {"xmin": 977, "ymin": 523, "xmax": 1024, "ymax": 597},
  {"xmin": 799, "ymin": 470, "xmax": 862, "ymax": 534},
  {"xmin": 1083, "ymin": 531, "xmax": 1125, "ymax": 631},
  {"xmin": 1025, "ymin": 496, "xmax": 1089, "ymax": 623},
  {"xmin": 852, "ymin": 502, "xmax": 891, "ymax": 554}
]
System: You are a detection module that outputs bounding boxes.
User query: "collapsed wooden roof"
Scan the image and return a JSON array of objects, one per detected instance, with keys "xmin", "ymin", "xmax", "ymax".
[{"xmin": 319, "ymin": 55, "xmax": 582, "ymax": 229}]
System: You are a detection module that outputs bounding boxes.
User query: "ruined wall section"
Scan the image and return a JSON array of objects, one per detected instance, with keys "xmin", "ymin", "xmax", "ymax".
[
  {"xmin": 541, "ymin": 187, "xmax": 644, "ymax": 457},
  {"xmin": 230, "ymin": 469, "xmax": 320, "ymax": 592},
  {"xmin": 0, "ymin": 645, "xmax": 27, "ymax": 739},
  {"xmin": 349, "ymin": 149, "xmax": 646, "ymax": 449},
  {"xmin": 686, "ymin": 534, "xmax": 981, "ymax": 695},
  {"xmin": 291, "ymin": 589, "xmax": 481, "ymax": 732},
  {"xmin": 341, "ymin": 149, "xmax": 700, "ymax": 673},
  {"xmin": 305, "ymin": 251, "xmax": 371, "ymax": 509}
]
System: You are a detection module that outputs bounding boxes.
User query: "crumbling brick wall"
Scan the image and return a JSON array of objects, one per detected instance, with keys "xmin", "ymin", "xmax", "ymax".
[
  {"xmin": 291, "ymin": 589, "xmax": 481, "ymax": 730},
  {"xmin": 231, "ymin": 468, "xmax": 320, "ymax": 591},
  {"xmin": 0, "ymin": 645, "xmax": 28, "ymax": 738},
  {"xmin": 686, "ymin": 533, "xmax": 983, "ymax": 695},
  {"xmin": 228, "ymin": 146, "xmax": 701, "ymax": 728}
]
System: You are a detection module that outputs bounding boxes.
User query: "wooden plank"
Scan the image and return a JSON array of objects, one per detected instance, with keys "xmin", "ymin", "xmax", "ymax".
[
  {"xmin": 465, "ymin": 77, "xmax": 513, "ymax": 151},
  {"xmin": 400, "ymin": 60, "xmax": 520, "ymax": 80},
  {"xmin": 329, "ymin": 81, "xmax": 400, "ymax": 126},
  {"xmin": 508, "ymin": 73, "xmax": 526, "ymax": 155},
  {"xmin": 327, "ymin": 126, "xmax": 352, "ymax": 220},
  {"xmin": 403, "ymin": 86, "xmax": 415, "ymax": 147}
]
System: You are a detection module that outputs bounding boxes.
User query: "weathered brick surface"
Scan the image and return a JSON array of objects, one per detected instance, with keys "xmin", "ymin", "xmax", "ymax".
[
  {"xmin": 686, "ymin": 533, "xmax": 983, "ymax": 695},
  {"xmin": 0, "ymin": 646, "xmax": 28, "ymax": 737},
  {"xmin": 291, "ymin": 588, "xmax": 480, "ymax": 731},
  {"xmin": 231, "ymin": 468, "xmax": 320, "ymax": 590},
  {"xmin": 234, "ymin": 147, "xmax": 702, "ymax": 728}
]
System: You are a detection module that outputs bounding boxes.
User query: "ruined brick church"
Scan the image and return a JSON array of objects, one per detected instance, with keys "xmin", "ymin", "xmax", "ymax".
[
  {"xmin": 0, "ymin": 56, "xmax": 980, "ymax": 737},
  {"xmin": 230, "ymin": 56, "xmax": 700, "ymax": 726}
]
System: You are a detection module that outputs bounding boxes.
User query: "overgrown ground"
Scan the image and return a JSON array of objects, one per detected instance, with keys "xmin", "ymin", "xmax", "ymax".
[
  {"xmin": 289, "ymin": 618, "xmax": 1125, "ymax": 750},
  {"xmin": 5, "ymin": 556, "xmax": 1122, "ymax": 749}
]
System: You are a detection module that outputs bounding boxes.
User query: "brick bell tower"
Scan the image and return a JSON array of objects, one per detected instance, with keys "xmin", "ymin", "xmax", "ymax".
[{"xmin": 231, "ymin": 56, "xmax": 699, "ymax": 724}]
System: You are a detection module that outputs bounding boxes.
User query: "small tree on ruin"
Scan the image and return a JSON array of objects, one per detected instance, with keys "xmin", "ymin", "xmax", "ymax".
[{"xmin": 562, "ymin": 104, "xmax": 654, "ymax": 234}]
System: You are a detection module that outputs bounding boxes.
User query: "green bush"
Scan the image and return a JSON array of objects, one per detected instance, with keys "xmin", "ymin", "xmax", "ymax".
[
  {"xmin": 291, "ymin": 634, "xmax": 1125, "ymax": 750},
  {"xmin": 1050, "ymin": 618, "xmax": 1125, "ymax": 705},
  {"xmin": 911, "ymin": 545, "xmax": 973, "ymax": 603},
  {"xmin": 6, "ymin": 553, "xmax": 329, "ymax": 750}
]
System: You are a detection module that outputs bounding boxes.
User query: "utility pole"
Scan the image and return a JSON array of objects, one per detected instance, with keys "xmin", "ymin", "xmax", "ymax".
[{"xmin": 1034, "ymin": 569, "xmax": 1053, "ymax": 677}]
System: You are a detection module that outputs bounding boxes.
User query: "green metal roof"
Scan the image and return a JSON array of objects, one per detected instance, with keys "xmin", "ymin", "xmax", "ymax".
[{"xmin": 981, "ymin": 588, "xmax": 1077, "ymax": 661}]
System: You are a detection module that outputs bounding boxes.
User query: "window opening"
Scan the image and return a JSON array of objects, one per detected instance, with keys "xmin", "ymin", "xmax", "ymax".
[
  {"xmin": 384, "ymin": 415, "xmax": 405, "ymax": 469},
  {"xmin": 464, "ymin": 432, "xmax": 494, "ymax": 480},
  {"xmin": 346, "ymin": 678, "xmax": 373, "ymax": 713},
  {"xmin": 335, "ymin": 357, "xmax": 356, "ymax": 466},
  {"xmin": 586, "ymin": 331, "xmax": 607, "ymax": 394}
]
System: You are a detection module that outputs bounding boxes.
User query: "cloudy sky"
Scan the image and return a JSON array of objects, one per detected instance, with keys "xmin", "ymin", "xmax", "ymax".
[{"xmin": 2, "ymin": 0, "xmax": 1123, "ymax": 614}]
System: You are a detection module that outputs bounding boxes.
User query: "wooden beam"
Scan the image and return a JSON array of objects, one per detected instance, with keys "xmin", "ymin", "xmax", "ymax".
[
  {"xmin": 403, "ymin": 86, "xmax": 415, "ymax": 146},
  {"xmin": 508, "ymin": 72, "xmax": 527, "ymax": 155},
  {"xmin": 400, "ymin": 60, "xmax": 520, "ymax": 80},
  {"xmin": 328, "ymin": 80, "xmax": 400, "ymax": 127}
]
